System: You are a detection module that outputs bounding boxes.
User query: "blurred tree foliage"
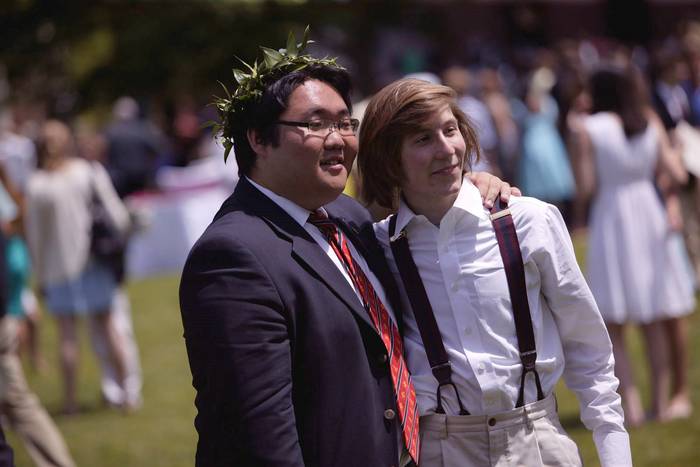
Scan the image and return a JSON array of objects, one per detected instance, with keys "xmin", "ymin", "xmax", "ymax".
[
  {"xmin": 0, "ymin": 0, "xmax": 377, "ymax": 118},
  {"xmin": 2, "ymin": 0, "xmax": 693, "ymax": 121}
]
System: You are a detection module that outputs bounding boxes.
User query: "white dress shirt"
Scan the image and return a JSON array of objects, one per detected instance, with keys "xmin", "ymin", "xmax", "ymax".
[{"xmin": 375, "ymin": 179, "xmax": 631, "ymax": 467}]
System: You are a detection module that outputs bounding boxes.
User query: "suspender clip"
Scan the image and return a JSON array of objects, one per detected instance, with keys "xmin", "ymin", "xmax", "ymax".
[
  {"xmin": 430, "ymin": 362, "xmax": 452, "ymax": 384},
  {"xmin": 390, "ymin": 229, "xmax": 406, "ymax": 243},
  {"xmin": 519, "ymin": 350, "xmax": 537, "ymax": 371},
  {"xmin": 489, "ymin": 209, "xmax": 511, "ymax": 221}
]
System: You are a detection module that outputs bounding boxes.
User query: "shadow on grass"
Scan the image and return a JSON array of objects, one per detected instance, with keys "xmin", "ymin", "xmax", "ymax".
[{"xmin": 49, "ymin": 402, "xmax": 111, "ymax": 419}]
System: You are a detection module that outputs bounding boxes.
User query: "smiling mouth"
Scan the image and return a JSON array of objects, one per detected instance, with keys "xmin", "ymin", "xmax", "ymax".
[
  {"xmin": 432, "ymin": 163, "xmax": 459, "ymax": 175},
  {"xmin": 320, "ymin": 156, "xmax": 345, "ymax": 166}
]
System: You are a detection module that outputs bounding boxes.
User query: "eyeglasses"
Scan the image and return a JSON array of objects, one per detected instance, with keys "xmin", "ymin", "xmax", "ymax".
[{"xmin": 275, "ymin": 118, "xmax": 360, "ymax": 136}]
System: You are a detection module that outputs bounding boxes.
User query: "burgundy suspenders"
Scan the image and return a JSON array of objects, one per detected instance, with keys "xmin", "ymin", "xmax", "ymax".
[
  {"xmin": 389, "ymin": 215, "xmax": 469, "ymax": 416},
  {"xmin": 489, "ymin": 199, "xmax": 545, "ymax": 407},
  {"xmin": 388, "ymin": 199, "xmax": 544, "ymax": 414}
]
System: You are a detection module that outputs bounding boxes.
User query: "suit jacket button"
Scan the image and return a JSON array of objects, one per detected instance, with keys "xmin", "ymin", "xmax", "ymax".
[
  {"xmin": 378, "ymin": 353, "xmax": 388, "ymax": 364},
  {"xmin": 384, "ymin": 409, "xmax": 396, "ymax": 420}
]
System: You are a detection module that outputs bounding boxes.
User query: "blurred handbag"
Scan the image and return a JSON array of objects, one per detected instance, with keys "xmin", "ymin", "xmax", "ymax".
[{"xmin": 90, "ymin": 176, "xmax": 127, "ymax": 282}]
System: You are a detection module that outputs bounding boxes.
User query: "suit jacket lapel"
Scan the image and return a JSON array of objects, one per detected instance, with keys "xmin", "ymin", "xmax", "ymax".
[
  {"xmin": 289, "ymin": 235, "xmax": 377, "ymax": 332},
  {"xmin": 227, "ymin": 178, "xmax": 377, "ymax": 333}
]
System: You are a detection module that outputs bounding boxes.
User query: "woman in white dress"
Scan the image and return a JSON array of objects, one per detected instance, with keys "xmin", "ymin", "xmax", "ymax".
[{"xmin": 574, "ymin": 67, "xmax": 695, "ymax": 425}]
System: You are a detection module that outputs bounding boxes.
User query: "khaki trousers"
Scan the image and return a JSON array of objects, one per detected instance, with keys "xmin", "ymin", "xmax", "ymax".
[
  {"xmin": 0, "ymin": 317, "xmax": 75, "ymax": 467},
  {"xmin": 419, "ymin": 394, "xmax": 582, "ymax": 467}
]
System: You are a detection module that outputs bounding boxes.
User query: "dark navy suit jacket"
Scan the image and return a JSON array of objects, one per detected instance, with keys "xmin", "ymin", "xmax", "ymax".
[{"xmin": 179, "ymin": 177, "xmax": 407, "ymax": 467}]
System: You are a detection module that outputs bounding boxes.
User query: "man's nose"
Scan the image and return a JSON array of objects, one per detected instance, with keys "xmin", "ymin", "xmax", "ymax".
[{"xmin": 324, "ymin": 127, "xmax": 345, "ymax": 148}]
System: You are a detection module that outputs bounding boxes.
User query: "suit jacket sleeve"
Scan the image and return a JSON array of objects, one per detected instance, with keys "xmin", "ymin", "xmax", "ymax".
[{"xmin": 180, "ymin": 232, "xmax": 304, "ymax": 466}]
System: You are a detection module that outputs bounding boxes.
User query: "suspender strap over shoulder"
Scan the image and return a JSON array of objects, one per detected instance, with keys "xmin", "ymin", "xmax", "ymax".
[
  {"xmin": 389, "ymin": 215, "xmax": 469, "ymax": 415},
  {"xmin": 489, "ymin": 199, "xmax": 545, "ymax": 407}
]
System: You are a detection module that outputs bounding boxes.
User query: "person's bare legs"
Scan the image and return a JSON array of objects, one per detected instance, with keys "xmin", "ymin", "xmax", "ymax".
[
  {"xmin": 640, "ymin": 320, "xmax": 671, "ymax": 421},
  {"xmin": 89, "ymin": 311, "xmax": 129, "ymax": 410},
  {"xmin": 607, "ymin": 322, "xmax": 645, "ymax": 427},
  {"xmin": 56, "ymin": 315, "xmax": 79, "ymax": 414},
  {"xmin": 23, "ymin": 292, "xmax": 45, "ymax": 372},
  {"xmin": 88, "ymin": 289, "xmax": 143, "ymax": 409},
  {"xmin": 662, "ymin": 317, "xmax": 692, "ymax": 419},
  {"xmin": 18, "ymin": 311, "xmax": 44, "ymax": 372}
]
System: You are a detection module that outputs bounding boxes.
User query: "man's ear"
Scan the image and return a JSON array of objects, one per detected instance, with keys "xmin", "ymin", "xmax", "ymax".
[{"xmin": 247, "ymin": 128, "xmax": 267, "ymax": 157}]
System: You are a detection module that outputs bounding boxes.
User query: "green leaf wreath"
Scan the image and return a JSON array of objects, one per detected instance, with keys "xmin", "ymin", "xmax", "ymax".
[{"xmin": 211, "ymin": 26, "xmax": 345, "ymax": 162}]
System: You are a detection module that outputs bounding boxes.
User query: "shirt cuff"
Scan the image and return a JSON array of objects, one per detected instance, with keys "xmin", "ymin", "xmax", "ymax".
[{"xmin": 593, "ymin": 427, "xmax": 632, "ymax": 466}]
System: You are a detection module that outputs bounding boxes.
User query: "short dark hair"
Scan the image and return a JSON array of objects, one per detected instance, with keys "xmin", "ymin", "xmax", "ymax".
[{"xmin": 230, "ymin": 64, "xmax": 353, "ymax": 176}]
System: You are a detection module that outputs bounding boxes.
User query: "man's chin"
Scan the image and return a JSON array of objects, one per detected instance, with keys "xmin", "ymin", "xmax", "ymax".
[
  {"xmin": 320, "ymin": 168, "xmax": 348, "ymax": 186},
  {"xmin": 320, "ymin": 181, "xmax": 348, "ymax": 204}
]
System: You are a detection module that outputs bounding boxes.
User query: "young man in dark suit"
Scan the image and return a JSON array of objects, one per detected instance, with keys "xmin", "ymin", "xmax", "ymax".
[{"xmin": 179, "ymin": 34, "xmax": 512, "ymax": 467}]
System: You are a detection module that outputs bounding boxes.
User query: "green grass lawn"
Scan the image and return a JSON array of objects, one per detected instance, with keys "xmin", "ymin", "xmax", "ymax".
[
  {"xmin": 6, "ymin": 245, "xmax": 700, "ymax": 466},
  {"xmin": 7, "ymin": 274, "xmax": 197, "ymax": 467}
]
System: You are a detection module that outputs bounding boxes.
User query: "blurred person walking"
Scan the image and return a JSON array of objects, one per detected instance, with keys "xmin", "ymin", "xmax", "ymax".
[
  {"xmin": 78, "ymin": 128, "xmax": 143, "ymax": 411},
  {"xmin": 104, "ymin": 97, "xmax": 164, "ymax": 198},
  {"xmin": 0, "ymin": 165, "xmax": 75, "ymax": 466},
  {"xmin": 442, "ymin": 66, "xmax": 502, "ymax": 176},
  {"xmin": 652, "ymin": 48, "xmax": 700, "ymax": 284},
  {"xmin": 650, "ymin": 48, "xmax": 700, "ymax": 420},
  {"xmin": 0, "ymin": 109, "xmax": 43, "ymax": 372},
  {"xmin": 574, "ymin": 67, "xmax": 695, "ymax": 426},
  {"xmin": 480, "ymin": 67, "xmax": 521, "ymax": 183},
  {"xmin": 25, "ymin": 120, "xmax": 132, "ymax": 414},
  {"xmin": 513, "ymin": 66, "xmax": 576, "ymax": 224}
]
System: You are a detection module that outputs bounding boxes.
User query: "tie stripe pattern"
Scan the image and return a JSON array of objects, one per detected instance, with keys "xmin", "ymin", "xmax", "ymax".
[{"xmin": 308, "ymin": 210, "xmax": 420, "ymax": 463}]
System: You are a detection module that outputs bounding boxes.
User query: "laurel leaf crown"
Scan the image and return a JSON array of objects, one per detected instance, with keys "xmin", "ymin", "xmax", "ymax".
[{"xmin": 211, "ymin": 26, "xmax": 345, "ymax": 162}]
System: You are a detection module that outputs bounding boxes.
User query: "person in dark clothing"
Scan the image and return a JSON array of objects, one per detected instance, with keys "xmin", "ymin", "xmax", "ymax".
[{"xmin": 104, "ymin": 97, "xmax": 164, "ymax": 198}]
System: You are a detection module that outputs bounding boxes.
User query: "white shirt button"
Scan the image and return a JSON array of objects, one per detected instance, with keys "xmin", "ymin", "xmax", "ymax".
[
  {"xmin": 477, "ymin": 363, "xmax": 485, "ymax": 374},
  {"xmin": 464, "ymin": 327, "xmax": 472, "ymax": 336}
]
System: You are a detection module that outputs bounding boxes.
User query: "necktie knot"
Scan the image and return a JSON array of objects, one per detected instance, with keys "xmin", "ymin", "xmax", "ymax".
[
  {"xmin": 307, "ymin": 209, "xmax": 328, "ymax": 223},
  {"xmin": 308, "ymin": 210, "xmax": 337, "ymax": 238}
]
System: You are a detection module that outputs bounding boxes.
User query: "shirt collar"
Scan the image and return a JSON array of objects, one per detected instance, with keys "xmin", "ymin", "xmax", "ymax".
[
  {"xmin": 245, "ymin": 176, "xmax": 323, "ymax": 227},
  {"xmin": 452, "ymin": 177, "xmax": 490, "ymax": 221},
  {"xmin": 391, "ymin": 177, "xmax": 488, "ymax": 241}
]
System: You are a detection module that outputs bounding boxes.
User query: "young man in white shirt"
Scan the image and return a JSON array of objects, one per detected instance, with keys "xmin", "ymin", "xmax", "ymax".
[{"xmin": 358, "ymin": 78, "xmax": 632, "ymax": 467}]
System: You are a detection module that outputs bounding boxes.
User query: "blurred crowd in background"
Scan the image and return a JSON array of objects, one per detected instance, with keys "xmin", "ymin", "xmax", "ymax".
[{"xmin": 1, "ymin": 1, "xmax": 700, "ymax": 465}]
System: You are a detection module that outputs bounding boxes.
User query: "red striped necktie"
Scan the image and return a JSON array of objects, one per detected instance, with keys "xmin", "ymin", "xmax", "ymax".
[{"xmin": 308, "ymin": 210, "xmax": 420, "ymax": 464}]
